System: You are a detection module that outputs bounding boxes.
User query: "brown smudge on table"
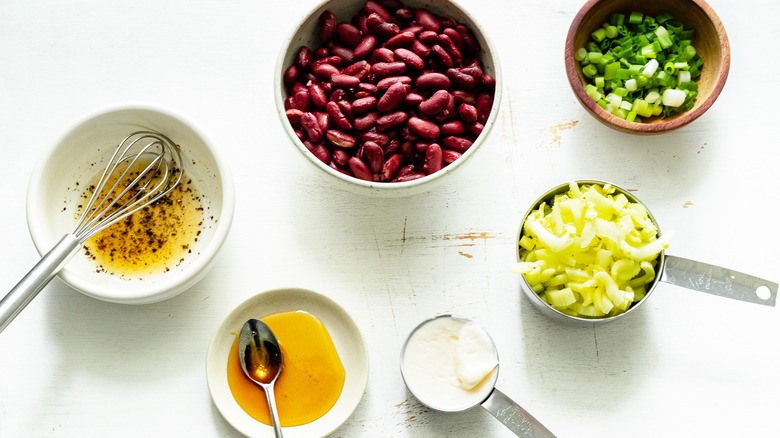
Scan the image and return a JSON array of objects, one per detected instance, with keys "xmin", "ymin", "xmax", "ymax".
[
  {"xmin": 542, "ymin": 120, "xmax": 578, "ymax": 148},
  {"xmin": 440, "ymin": 232, "xmax": 496, "ymax": 241},
  {"xmin": 683, "ymin": 201, "xmax": 694, "ymax": 208},
  {"xmin": 458, "ymin": 251, "xmax": 473, "ymax": 259}
]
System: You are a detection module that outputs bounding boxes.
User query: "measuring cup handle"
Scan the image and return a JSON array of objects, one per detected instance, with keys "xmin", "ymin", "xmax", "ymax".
[
  {"xmin": 661, "ymin": 255, "xmax": 778, "ymax": 306},
  {"xmin": 481, "ymin": 387, "xmax": 556, "ymax": 437}
]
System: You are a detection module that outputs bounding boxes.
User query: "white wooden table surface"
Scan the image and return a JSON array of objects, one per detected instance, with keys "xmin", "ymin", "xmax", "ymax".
[{"xmin": 1, "ymin": 0, "xmax": 778, "ymax": 437}]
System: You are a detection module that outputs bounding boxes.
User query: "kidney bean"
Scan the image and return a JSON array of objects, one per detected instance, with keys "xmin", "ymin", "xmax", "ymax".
[
  {"xmin": 365, "ymin": 1, "xmax": 393, "ymax": 21},
  {"xmin": 336, "ymin": 23, "xmax": 363, "ymax": 49},
  {"xmin": 348, "ymin": 157, "xmax": 373, "ymax": 181},
  {"xmin": 330, "ymin": 46, "xmax": 355, "ymax": 64},
  {"xmin": 308, "ymin": 83, "xmax": 328, "ymax": 109},
  {"xmin": 326, "ymin": 130, "xmax": 357, "ymax": 148},
  {"xmin": 377, "ymin": 82, "xmax": 408, "ymax": 113},
  {"xmin": 362, "ymin": 141, "xmax": 385, "ymax": 173},
  {"xmin": 396, "ymin": 173, "xmax": 425, "ymax": 182},
  {"xmin": 291, "ymin": 82, "xmax": 307, "ymax": 95},
  {"xmin": 301, "ymin": 112, "xmax": 323, "ymax": 142},
  {"xmin": 284, "ymin": 96, "xmax": 294, "ymax": 110},
  {"xmin": 300, "ymin": 72, "xmax": 317, "ymax": 85},
  {"xmin": 294, "ymin": 129, "xmax": 306, "ymax": 141},
  {"xmin": 407, "ymin": 117, "xmax": 440, "ymax": 139},
  {"xmin": 381, "ymin": 154, "xmax": 402, "ymax": 181},
  {"xmin": 311, "ymin": 145, "xmax": 330, "ymax": 164},
  {"xmin": 394, "ymin": 8, "xmax": 414, "ymax": 21},
  {"xmin": 366, "ymin": 13, "xmax": 400, "ymax": 38},
  {"xmin": 452, "ymin": 90, "xmax": 476, "ymax": 104},
  {"xmin": 359, "ymin": 86, "xmax": 378, "ymax": 98},
  {"xmin": 314, "ymin": 47, "xmax": 330, "ymax": 59},
  {"xmin": 370, "ymin": 47, "xmax": 395, "ymax": 63},
  {"xmin": 447, "ymin": 70, "xmax": 477, "ymax": 90},
  {"xmin": 401, "ymin": 25, "xmax": 424, "ymax": 35},
  {"xmin": 359, "ymin": 131, "xmax": 389, "ymax": 146},
  {"xmin": 423, "ymin": 143, "xmax": 443, "ymax": 174},
  {"xmin": 354, "ymin": 35, "xmax": 378, "ymax": 59},
  {"xmin": 315, "ymin": 111, "xmax": 330, "ymax": 130},
  {"xmin": 415, "ymin": 72, "xmax": 450, "ymax": 90},
  {"xmin": 337, "ymin": 100, "xmax": 354, "ymax": 121},
  {"xmin": 397, "ymin": 163, "xmax": 415, "ymax": 178},
  {"xmin": 384, "ymin": 139, "xmax": 400, "ymax": 156},
  {"xmin": 404, "ymin": 92, "xmax": 423, "ymax": 107},
  {"xmin": 372, "ymin": 61, "xmax": 406, "ymax": 76},
  {"xmin": 313, "ymin": 63, "xmax": 339, "ymax": 80},
  {"xmin": 374, "ymin": 76, "xmax": 409, "ymax": 91},
  {"xmin": 459, "ymin": 103, "xmax": 478, "ymax": 123},
  {"xmin": 303, "ymin": 140, "xmax": 316, "ymax": 151},
  {"xmin": 418, "ymin": 89, "xmax": 450, "ymax": 115},
  {"xmin": 418, "ymin": 31, "xmax": 437, "ymax": 46},
  {"xmin": 441, "ymin": 136, "xmax": 472, "ymax": 152},
  {"xmin": 331, "ymin": 74, "xmax": 361, "ymax": 88},
  {"xmin": 283, "ymin": 65, "xmax": 298, "ymax": 88},
  {"xmin": 376, "ymin": 111, "xmax": 408, "ymax": 131},
  {"xmin": 330, "ymin": 88, "xmax": 347, "ymax": 102},
  {"xmin": 312, "ymin": 55, "xmax": 342, "ymax": 68},
  {"xmin": 441, "ymin": 120, "xmax": 465, "ymax": 136},
  {"xmin": 416, "ymin": 10, "xmax": 440, "ymax": 32},
  {"xmin": 469, "ymin": 122, "xmax": 484, "ymax": 136},
  {"xmin": 414, "ymin": 141, "xmax": 430, "ymax": 153},
  {"xmin": 437, "ymin": 34, "xmax": 462, "ymax": 65},
  {"xmin": 329, "ymin": 160, "xmax": 352, "ymax": 176},
  {"xmin": 318, "ymin": 11, "xmax": 337, "ymax": 42},
  {"xmin": 291, "ymin": 90, "xmax": 310, "ymax": 111},
  {"xmin": 431, "ymin": 45, "xmax": 453, "ymax": 68},
  {"xmin": 353, "ymin": 112, "xmax": 378, "ymax": 131},
  {"xmin": 443, "ymin": 28, "xmax": 463, "ymax": 51},
  {"xmin": 442, "ymin": 149, "xmax": 462, "ymax": 163},
  {"xmin": 384, "ymin": 31, "xmax": 415, "ymax": 49},
  {"xmin": 332, "ymin": 149, "xmax": 350, "ymax": 166},
  {"xmin": 456, "ymin": 24, "xmax": 479, "ymax": 56},
  {"xmin": 437, "ymin": 93, "xmax": 456, "ymax": 121},
  {"xmin": 400, "ymin": 126, "xmax": 418, "ymax": 141},
  {"xmin": 295, "ymin": 46, "xmax": 313, "ymax": 71},
  {"xmin": 326, "ymin": 101, "xmax": 353, "ymax": 131},
  {"xmin": 410, "ymin": 40, "xmax": 431, "ymax": 59},
  {"xmin": 350, "ymin": 96, "xmax": 376, "ymax": 114},
  {"xmin": 480, "ymin": 73, "xmax": 496, "ymax": 92},
  {"xmin": 393, "ymin": 48, "xmax": 424, "ymax": 70},
  {"xmin": 476, "ymin": 92, "xmax": 492, "ymax": 124},
  {"xmin": 285, "ymin": 109, "xmax": 304, "ymax": 126},
  {"xmin": 376, "ymin": 0, "xmax": 403, "ymax": 11}
]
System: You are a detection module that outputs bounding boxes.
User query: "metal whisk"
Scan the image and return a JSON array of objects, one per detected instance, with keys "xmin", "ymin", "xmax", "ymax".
[{"xmin": 0, "ymin": 131, "xmax": 183, "ymax": 334}]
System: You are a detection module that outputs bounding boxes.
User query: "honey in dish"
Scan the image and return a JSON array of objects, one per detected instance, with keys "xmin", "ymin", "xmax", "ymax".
[
  {"xmin": 76, "ymin": 161, "xmax": 204, "ymax": 278},
  {"xmin": 227, "ymin": 311, "xmax": 345, "ymax": 427}
]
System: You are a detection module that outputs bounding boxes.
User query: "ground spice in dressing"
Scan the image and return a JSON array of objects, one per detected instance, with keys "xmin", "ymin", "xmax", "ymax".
[{"xmin": 76, "ymin": 163, "xmax": 206, "ymax": 278}]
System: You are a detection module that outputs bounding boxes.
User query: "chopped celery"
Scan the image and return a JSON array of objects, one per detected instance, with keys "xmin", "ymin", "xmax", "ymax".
[{"xmin": 514, "ymin": 183, "xmax": 671, "ymax": 319}]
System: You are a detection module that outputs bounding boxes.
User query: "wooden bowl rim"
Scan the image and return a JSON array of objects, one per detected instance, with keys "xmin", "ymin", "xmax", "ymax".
[{"xmin": 564, "ymin": 0, "xmax": 731, "ymax": 135}]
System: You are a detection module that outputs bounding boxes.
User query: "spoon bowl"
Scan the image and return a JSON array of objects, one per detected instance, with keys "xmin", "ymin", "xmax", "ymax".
[{"xmin": 239, "ymin": 318, "xmax": 284, "ymax": 437}]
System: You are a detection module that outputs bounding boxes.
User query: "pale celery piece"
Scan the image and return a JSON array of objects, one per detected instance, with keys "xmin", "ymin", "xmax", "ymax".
[{"xmin": 511, "ymin": 183, "xmax": 672, "ymax": 318}]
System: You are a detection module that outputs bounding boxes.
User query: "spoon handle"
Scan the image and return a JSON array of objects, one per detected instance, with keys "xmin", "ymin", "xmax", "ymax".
[
  {"xmin": 0, "ymin": 234, "xmax": 80, "ymax": 334},
  {"xmin": 264, "ymin": 384, "xmax": 284, "ymax": 438},
  {"xmin": 481, "ymin": 388, "xmax": 556, "ymax": 438}
]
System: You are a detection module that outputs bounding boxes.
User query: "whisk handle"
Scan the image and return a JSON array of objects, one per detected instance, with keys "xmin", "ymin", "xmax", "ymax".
[{"xmin": 0, "ymin": 234, "xmax": 80, "ymax": 334}]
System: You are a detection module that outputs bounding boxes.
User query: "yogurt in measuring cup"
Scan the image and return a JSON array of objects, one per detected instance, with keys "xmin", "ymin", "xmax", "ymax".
[{"xmin": 401, "ymin": 315, "xmax": 499, "ymax": 411}]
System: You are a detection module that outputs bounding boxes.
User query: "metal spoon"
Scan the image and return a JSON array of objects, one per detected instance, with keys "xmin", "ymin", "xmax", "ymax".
[{"xmin": 239, "ymin": 318, "xmax": 284, "ymax": 437}]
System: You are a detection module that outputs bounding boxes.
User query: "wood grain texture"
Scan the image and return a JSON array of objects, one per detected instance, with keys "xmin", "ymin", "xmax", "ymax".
[
  {"xmin": 565, "ymin": 0, "xmax": 730, "ymax": 134},
  {"xmin": 0, "ymin": 0, "xmax": 777, "ymax": 437}
]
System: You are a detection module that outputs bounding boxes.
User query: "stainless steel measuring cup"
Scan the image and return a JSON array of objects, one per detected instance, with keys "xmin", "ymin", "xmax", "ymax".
[
  {"xmin": 400, "ymin": 314, "xmax": 556, "ymax": 437},
  {"xmin": 515, "ymin": 180, "xmax": 778, "ymax": 325}
]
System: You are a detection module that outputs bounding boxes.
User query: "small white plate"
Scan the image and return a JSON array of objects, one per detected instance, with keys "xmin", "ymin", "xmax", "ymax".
[{"xmin": 206, "ymin": 287, "xmax": 369, "ymax": 437}]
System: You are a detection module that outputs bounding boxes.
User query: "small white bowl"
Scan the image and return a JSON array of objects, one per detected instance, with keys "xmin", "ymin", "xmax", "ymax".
[
  {"xmin": 274, "ymin": 0, "xmax": 503, "ymax": 197},
  {"xmin": 206, "ymin": 287, "xmax": 369, "ymax": 438},
  {"xmin": 26, "ymin": 104, "xmax": 235, "ymax": 304}
]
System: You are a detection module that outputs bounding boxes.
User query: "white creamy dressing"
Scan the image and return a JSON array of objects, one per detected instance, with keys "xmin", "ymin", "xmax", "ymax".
[{"xmin": 402, "ymin": 316, "xmax": 498, "ymax": 411}]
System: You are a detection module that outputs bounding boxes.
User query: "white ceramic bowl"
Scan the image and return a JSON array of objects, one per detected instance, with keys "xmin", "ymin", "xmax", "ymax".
[
  {"xmin": 206, "ymin": 287, "xmax": 369, "ymax": 438},
  {"xmin": 26, "ymin": 104, "xmax": 235, "ymax": 304},
  {"xmin": 274, "ymin": 0, "xmax": 502, "ymax": 197}
]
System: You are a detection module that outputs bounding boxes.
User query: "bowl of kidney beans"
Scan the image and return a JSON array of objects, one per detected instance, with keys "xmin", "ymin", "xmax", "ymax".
[{"xmin": 276, "ymin": 0, "xmax": 501, "ymax": 195}]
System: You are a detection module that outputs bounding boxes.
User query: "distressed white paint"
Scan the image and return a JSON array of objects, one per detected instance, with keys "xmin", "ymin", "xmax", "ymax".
[{"xmin": 0, "ymin": 0, "xmax": 777, "ymax": 437}]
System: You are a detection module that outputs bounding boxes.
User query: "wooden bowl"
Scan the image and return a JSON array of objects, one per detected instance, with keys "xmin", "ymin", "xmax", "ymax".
[{"xmin": 565, "ymin": 0, "xmax": 730, "ymax": 135}]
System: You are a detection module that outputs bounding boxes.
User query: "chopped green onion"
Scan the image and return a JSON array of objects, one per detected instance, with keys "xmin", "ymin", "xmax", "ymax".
[{"xmin": 575, "ymin": 11, "xmax": 703, "ymax": 122}]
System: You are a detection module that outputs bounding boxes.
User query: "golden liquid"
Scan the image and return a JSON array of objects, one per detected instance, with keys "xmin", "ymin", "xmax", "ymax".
[
  {"xmin": 77, "ymin": 162, "xmax": 204, "ymax": 277},
  {"xmin": 227, "ymin": 311, "xmax": 346, "ymax": 427}
]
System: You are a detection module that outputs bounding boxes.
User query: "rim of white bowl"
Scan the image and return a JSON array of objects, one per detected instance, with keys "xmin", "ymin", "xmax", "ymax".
[
  {"xmin": 25, "ymin": 102, "xmax": 236, "ymax": 303},
  {"xmin": 273, "ymin": 0, "xmax": 503, "ymax": 195}
]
